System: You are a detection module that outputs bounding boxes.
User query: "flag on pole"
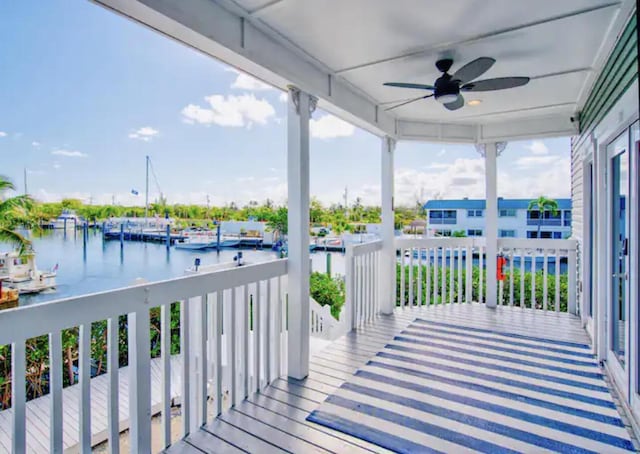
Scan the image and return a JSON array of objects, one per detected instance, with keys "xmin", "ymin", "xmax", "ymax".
[{"xmin": 131, "ymin": 189, "xmax": 139, "ymax": 195}]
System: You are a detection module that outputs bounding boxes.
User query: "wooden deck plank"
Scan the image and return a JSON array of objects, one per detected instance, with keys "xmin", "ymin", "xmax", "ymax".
[
  {"xmin": 165, "ymin": 439, "xmax": 207, "ymax": 453},
  {"xmin": 184, "ymin": 429, "xmax": 245, "ymax": 454},
  {"xmin": 247, "ymin": 393, "xmax": 390, "ymax": 454},
  {"xmin": 202, "ymin": 418, "xmax": 288, "ymax": 454}
]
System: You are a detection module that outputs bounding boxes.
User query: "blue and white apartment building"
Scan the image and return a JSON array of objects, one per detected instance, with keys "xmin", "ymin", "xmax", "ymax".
[{"xmin": 424, "ymin": 198, "xmax": 572, "ymax": 239}]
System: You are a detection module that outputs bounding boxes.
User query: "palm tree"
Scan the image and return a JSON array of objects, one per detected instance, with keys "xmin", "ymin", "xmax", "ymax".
[
  {"xmin": 527, "ymin": 196, "xmax": 559, "ymax": 237},
  {"xmin": 0, "ymin": 176, "xmax": 37, "ymax": 253}
]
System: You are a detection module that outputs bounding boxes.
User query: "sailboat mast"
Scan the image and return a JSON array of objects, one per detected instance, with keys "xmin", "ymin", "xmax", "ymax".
[
  {"xmin": 145, "ymin": 155, "xmax": 149, "ymax": 226},
  {"xmin": 23, "ymin": 168, "xmax": 28, "ymax": 195}
]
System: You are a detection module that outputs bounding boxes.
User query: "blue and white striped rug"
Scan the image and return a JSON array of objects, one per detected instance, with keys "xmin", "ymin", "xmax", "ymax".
[{"xmin": 307, "ymin": 319, "xmax": 637, "ymax": 453}]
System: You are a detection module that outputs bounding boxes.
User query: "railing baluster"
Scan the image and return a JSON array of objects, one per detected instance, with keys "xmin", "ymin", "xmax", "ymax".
[
  {"xmin": 568, "ymin": 248, "xmax": 577, "ymax": 314},
  {"xmin": 254, "ymin": 281, "xmax": 261, "ymax": 392},
  {"xmin": 417, "ymin": 248, "xmax": 423, "ymax": 307},
  {"xmin": 181, "ymin": 299, "xmax": 191, "ymax": 434},
  {"xmin": 215, "ymin": 291, "xmax": 223, "ymax": 416},
  {"xmin": 409, "ymin": 249, "xmax": 414, "ymax": 308},
  {"xmin": 365, "ymin": 253, "xmax": 371, "ymax": 321},
  {"xmin": 49, "ymin": 331, "xmax": 63, "ymax": 454},
  {"xmin": 433, "ymin": 247, "xmax": 438, "ymax": 304},
  {"xmin": 466, "ymin": 246, "xmax": 472, "ymax": 303},
  {"xmin": 478, "ymin": 247, "xmax": 483, "ymax": 304},
  {"xmin": 441, "ymin": 247, "xmax": 446, "ymax": 304},
  {"xmin": 199, "ymin": 294, "xmax": 208, "ymax": 426},
  {"xmin": 520, "ymin": 249, "xmax": 525, "ymax": 308},
  {"xmin": 531, "ymin": 250, "xmax": 537, "ymax": 309},
  {"xmin": 160, "ymin": 305, "xmax": 171, "ymax": 448},
  {"xmin": 555, "ymin": 249, "xmax": 561, "ymax": 312},
  {"xmin": 543, "ymin": 250, "xmax": 549, "ymax": 311},
  {"xmin": 274, "ymin": 276, "xmax": 282, "ymax": 381},
  {"xmin": 266, "ymin": 280, "xmax": 272, "ymax": 384},
  {"xmin": 129, "ymin": 308, "xmax": 151, "ymax": 452},
  {"xmin": 457, "ymin": 246, "xmax": 462, "ymax": 304},
  {"xmin": 509, "ymin": 249, "xmax": 514, "ymax": 307},
  {"xmin": 230, "ymin": 289, "xmax": 237, "ymax": 407},
  {"xmin": 12, "ymin": 340, "xmax": 26, "ymax": 453},
  {"xmin": 399, "ymin": 250, "xmax": 405, "ymax": 309},
  {"xmin": 425, "ymin": 248, "xmax": 431, "ymax": 307},
  {"xmin": 449, "ymin": 248, "xmax": 454, "ymax": 305},
  {"xmin": 79, "ymin": 323, "xmax": 91, "ymax": 452},
  {"xmin": 243, "ymin": 285, "xmax": 250, "ymax": 400}
]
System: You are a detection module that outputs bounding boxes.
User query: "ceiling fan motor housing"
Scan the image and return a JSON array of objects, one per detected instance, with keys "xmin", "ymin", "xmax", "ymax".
[{"xmin": 434, "ymin": 74, "xmax": 460, "ymax": 104}]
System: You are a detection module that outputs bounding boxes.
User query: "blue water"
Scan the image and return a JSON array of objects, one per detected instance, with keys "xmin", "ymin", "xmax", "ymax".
[{"xmin": 11, "ymin": 230, "xmax": 275, "ymax": 306}]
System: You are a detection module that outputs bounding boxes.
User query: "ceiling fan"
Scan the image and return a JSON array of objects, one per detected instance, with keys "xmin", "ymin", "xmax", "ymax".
[{"xmin": 383, "ymin": 57, "xmax": 529, "ymax": 111}]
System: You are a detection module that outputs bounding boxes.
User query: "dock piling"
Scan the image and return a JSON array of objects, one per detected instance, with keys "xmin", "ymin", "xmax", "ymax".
[
  {"xmin": 166, "ymin": 224, "xmax": 171, "ymax": 250},
  {"xmin": 120, "ymin": 223, "xmax": 124, "ymax": 249}
]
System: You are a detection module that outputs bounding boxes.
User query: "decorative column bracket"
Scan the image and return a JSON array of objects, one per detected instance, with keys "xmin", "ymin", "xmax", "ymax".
[
  {"xmin": 288, "ymin": 85, "xmax": 318, "ymax": 116},
  {"xmin": 475, "ymin": 142, "xmax": 507, "ymax": 157}
]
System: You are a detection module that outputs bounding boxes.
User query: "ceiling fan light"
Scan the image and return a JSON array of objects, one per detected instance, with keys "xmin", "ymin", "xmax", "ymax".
[
  {"xmin": 435, "ymin": 93, "xmax": 459, "ymax": 104},
  {"xmin": 468, "ymin": 99, "xmax": 482, "ymax": 106}
]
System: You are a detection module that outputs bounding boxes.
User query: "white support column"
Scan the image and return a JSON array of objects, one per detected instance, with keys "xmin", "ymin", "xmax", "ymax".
[
  {"xmin": 478, "ymin": 142, "xmax": 503, "ymax": 309},
  {"xmin": 380, "ymin": 136, "xmax": 396, "ymax": 314},
  {"xmin": 287, "ymin": 86, "xmax": 316, "ymax": 380}
]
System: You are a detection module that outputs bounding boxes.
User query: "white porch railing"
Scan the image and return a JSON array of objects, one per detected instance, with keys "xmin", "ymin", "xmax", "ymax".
[
  {"xmin": 344, "ymin": 240, "xmax": 383, "ymax": 328},
  {"xmin": 497, "ymin": 238, "xmax": 578, "ymax": 313},
  {"xmin": 395, "ymin": 237, "xmax": 577, "ymax": 313},
  {"xmin": 0, "ymin": 259, "xmax": 288, "ymax": 453},
  {"xmin": 344, "ymin": 238, "xmax": 579, "ymax": 319}
]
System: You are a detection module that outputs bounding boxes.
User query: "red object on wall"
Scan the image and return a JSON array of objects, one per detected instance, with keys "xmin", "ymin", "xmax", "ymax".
[{"xmin": 497, "ymin": 255, "xmax": 507, "ymax": 281}]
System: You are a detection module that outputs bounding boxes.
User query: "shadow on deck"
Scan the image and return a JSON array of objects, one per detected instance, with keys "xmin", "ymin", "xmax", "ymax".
[{"xmin": 169, "ymin": 304, "xmax": 638, "ymax": 453}]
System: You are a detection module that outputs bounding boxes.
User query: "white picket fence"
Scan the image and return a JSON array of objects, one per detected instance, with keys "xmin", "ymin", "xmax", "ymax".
[
  {"xmin": 0, "ymin": 259, "xmax": 288, "ymax": 453},
  {"xmin": 310, "ymin": 297, "xmax": 347, "ymax": 341}
]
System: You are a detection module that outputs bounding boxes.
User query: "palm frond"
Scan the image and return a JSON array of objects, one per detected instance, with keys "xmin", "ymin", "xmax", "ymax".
[
  {"xmin": 0, "ymin": 227, "xmax": 32, "ymax": 255},
  {"xmin": 0, "ymin": 176, "xmax": 16, "ymax": 194}
]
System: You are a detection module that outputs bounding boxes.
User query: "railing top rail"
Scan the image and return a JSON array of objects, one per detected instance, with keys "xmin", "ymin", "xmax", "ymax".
[
  {"xmin": 395, "ymin": 237, "xmax": 486, "ymax": 248},
  {"xmin": 0, "ymin": 259, "xmax": 288, "ymax": 346},
  {"xmin": 347, "ymin": 240, "xmax": 383, "ymax": 256},
  {"xmin": 498, "ymin": 238, "xmax": 578, "ymax": 250}
]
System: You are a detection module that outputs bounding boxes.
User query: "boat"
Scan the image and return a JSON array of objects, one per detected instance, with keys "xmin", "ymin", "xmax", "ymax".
[
  {"xmin": 50, "ymin": 209, "xmax": 82, "ymax": 229},
  {"xmin": 0, "ymin": 251, "xmax": 57, "ymax": 294},
  {"xmin": 175, "ymin": 228, "xmax": 218, "ymax": 250}
]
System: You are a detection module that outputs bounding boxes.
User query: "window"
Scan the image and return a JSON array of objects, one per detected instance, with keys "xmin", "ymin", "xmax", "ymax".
[
  {"xmin": 467, "ymin": 209, "xmax": 483, "ymax": 217},
  {"xmin": 563, "ymin": 210, "xmax": 572, "ymax": 227},
  {"xmin": 527, "ymin": 231, "xmax": 553, "ymax": 239},
  {"xmin": 467, "ymin": 229, "xmax": 482, "ymax": 237},
  {"xmin": 436, "ymin": 230, "xmax": 452, "ymax": 237},
  {"xmin": 499, "ymin": 229, "xmax": 516, "ymax": 238},
  {"xmin": 429, "ymin": 210, "xmax": 457, "ymax": 224},
  {"xmin": 499, "ymin": 209, "xmax": 517, "ymax": 217}
]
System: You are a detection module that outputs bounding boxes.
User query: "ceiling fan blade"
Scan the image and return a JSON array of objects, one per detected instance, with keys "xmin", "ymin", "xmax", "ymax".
[
  {"xmin": 383, "ymin": 82, "xmax": 435, "ymax": 91},
  {"xmin": 385, "ymin": 94, "xmax": 433, "ymax": 111},
  {"xmin": 443, "ymin": 94, "xmax": 464, "ymax": 111},
  {"xmin": 461, "ymin": 77, "xmax": 530, "ymax": 92},
  {"xmin": 452, "ymin": 57, "xmax": 495, "ymax": 84}
]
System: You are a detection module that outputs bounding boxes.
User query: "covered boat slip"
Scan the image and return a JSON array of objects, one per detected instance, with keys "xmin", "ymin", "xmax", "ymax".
[{"xmin": 170, "ymin": 304, "xmax": 638, "ymax": 453}]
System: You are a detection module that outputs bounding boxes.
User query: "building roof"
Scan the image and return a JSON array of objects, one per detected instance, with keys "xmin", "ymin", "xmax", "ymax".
[{"xmin": 424, "ymin": 198, "xmax": 572, "ymax": 210}]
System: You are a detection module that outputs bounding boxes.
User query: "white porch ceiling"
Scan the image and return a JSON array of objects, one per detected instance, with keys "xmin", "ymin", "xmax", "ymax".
[{"xmin": 94, "ymin": 0, "xmax": 635, "ymax": 142}]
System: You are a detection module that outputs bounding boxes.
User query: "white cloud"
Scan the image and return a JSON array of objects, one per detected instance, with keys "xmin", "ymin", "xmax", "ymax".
[
  {"xmin": 525, "ymin": 140, "xmax": 549, "ymax": 155},
  {"xmin": 437, "ymin": 148, "xmax": 446, "ymax": 157},
  {"xmin": 53, "ymin": 162, "xmax": 61, "ymax": 169},
  {"xmin": 182, "ymin": 94, "xmax": 276, "ymax": 128},
  {"xmin": 32, "ymin": 141, "xmax": 40, "ymax": 147},
  {"xmin": 231, "ymin": 73, "xmax": 273, "ymax": 91},
  {"xmin": 515, "ymin": 155, "xmax": 560, "ymax": 167},
  {"xmin": 279, "ymin": 92, "xmax": 288, "ymax": 103},
  {"xmin": 0, "ymin": 132, "xmax": 7, "ymax": 137},
  {"xmin": 310, "ymin": 114, "xmax": 355, "ymax": 139},
  {"xmin": 51, "ymin": 149, "xmax": 88, "ymax": 158},
  {"xmin": 129, "ymin": 126, "xmax": 159, "ymax": 142}
]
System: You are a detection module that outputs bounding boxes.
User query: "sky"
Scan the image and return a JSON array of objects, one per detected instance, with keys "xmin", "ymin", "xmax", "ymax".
[{"xmin": 0, "ymin": 0, "xmax": 571, "ymax": 208}]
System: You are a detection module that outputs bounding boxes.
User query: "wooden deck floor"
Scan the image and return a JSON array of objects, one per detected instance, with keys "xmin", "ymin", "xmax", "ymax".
[{"xmin": 170, "ymin": 304, "xmax": 639, "ymax": 453}]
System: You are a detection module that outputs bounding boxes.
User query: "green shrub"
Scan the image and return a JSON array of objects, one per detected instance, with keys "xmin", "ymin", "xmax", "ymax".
[
  {"xmin": 310, "ymin": 272, "xmax": 345, "ymax": 320},
  {"xmin": 396, "ymin": 262, "xmax": 569, "ymax": 311}
]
